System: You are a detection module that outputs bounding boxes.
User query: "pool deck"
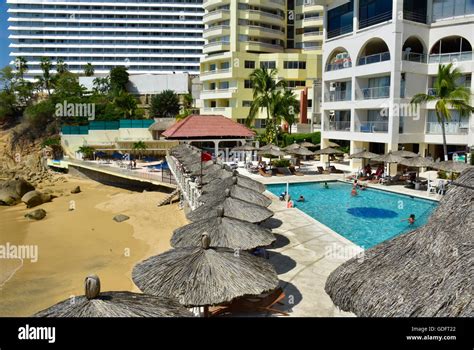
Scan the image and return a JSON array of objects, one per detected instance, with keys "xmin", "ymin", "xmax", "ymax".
[{"xmin": 250, "ymin": 163, "xmax": 441, "ymax": 317}]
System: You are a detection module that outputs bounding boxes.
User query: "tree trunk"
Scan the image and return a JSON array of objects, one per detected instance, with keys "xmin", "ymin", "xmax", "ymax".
[{"xmin": 440, "ymin": 115, "xmax": 448, "ymax": 161}]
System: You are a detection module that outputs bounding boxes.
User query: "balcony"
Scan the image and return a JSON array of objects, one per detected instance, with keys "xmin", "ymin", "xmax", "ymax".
[
  {"xmin": 428, "ymin": 51, "xmax": 473, "ymax": 64},
  {"xmin": 200, "ymin": 87, "xmax": 236, "ymax": 99},
  {"xmin": 357, "ymin": 86, "xmax": 390, "ymax": 100},
  {"xmin": 426, "ymin": 122, "xmax": 470, "ymax": 135},
  {"xmin": 203, "ymin": 25, "xmax": 230, "ymax": 39},
  {"xmin": 403, "ymin": 10, "xmax": 427, "ymax": 24},
  {"xmin": 359, "ymin": 10, "xmax": 392, "ymax": 30},
  {"xmin": 203, "ymin": 41, "xmax": 230, "ymax": 54},
  {"xmin": 324, "ymin": 121, "xmax": 351, "ymax": 131},
  {"xmin": 402, "ymin": 52, "xmax": 427, "ymax": 63},
  {"xmin": 325, "ymin": 90, "xmax": 351, "ymax": 102},
  {"xmin": 327, "ymin": 24, "xmax": 353, "ymax": 40},
  {"xmin": 326, "ymin": 61, "xmax": 352, "ymax": 72},
  {"xmin": 357, "ymin": 51, "xmax": 390, "ymax": 66},
  {"xmin": 203, "ymin": 9, "xmax": 230, "ymax": 23},
  {"xmin": 200, "ymin": 68, "xmax": 231, "ymax": 77},
  {"xmin": 356, "ymin": 121, "xmax": 388, "ymax": 133}
]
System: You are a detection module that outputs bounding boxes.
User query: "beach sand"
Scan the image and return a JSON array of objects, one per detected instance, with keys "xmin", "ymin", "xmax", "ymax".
[{"xmin": 0, "ymin": 175, "xmax": 187, "ymax": 316}]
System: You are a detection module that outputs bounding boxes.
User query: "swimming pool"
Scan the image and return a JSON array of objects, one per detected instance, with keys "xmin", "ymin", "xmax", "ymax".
[{"xmin": 267, "ymin": 181, "xmax": 438, "ymax": 249}]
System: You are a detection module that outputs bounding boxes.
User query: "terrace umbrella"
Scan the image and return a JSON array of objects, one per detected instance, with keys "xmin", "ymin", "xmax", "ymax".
[
  {"xmin": 188, "ymin": 162, "xmax": 232, "ymax": 176},
  {"xmin": 348, "ymin": 150, "xmax": 379, "ymax": 160},
  {"xmin": 325, "ymin": 168, "xmax": 474, "ymax": 317},
  {"xmin": 373, "ymin": 152, "xmax": 403, "ymax": 177},
  {"xmin": 201, "ymin": 168, "xmax": 234, "ymax": 184},
  {"xmin": 400, "ymin": 155, "xmax": 434, "ymax": 182},
  {"xmin": 259, "ymin": 143, "xmax": 280, "ymax": 152},
  {"xmin": 287, "ymin": 146, "xmax": 314, "ymax": 157},
  {"xmin": 203, "ymin": 175, "xmax": 266, "ymax": 194},
  {"xmin": 299, "ymin": 141, "xmax": 317, "ymax": 148},
  {"xmin": 392, "ymin": 148, "xmax": 418, "ymax": 158},
  {"xmin": 35, "ymin": 275, "xmax": 193, "ymax": 317},
  {"xmin": 430, "ymin": 160, "xmax": 471, "ymax": 173},
  {"xmin": 313, "ymin": 147, "xmax": 343, "ymax": 168},
  {"xmin": 171, "ymin": 208, "xmax": 275, "ymax": 250},
  {"xmin": 283, "ymin": 142, "xmax": 301, "ymax": 152},
  {"xmin": 199, "ymin": 185, "xmax": 272, "ymax": 207},
  {"xmin": 316, "ymin": 141, "xmax": 340, "ymax": 148},
  {"xmin": 187, "ymin": 195, "xmax": 274, "ymax": 223},
  {"xmin": 132, "ymin": 234, "xmax": 279, "ymax": 309}
]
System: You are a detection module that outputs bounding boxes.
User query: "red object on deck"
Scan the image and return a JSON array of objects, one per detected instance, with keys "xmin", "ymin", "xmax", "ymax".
[
  {"xmin": 201, "ymin": 152, "xmax": 212, "ymax": 162},
  {"xmin": 300, "ymin": 88, "xmax": 308, "ymax": 124},
  {"xmin": 162, "ymin": 114, "xmax": 255, "ymax": 139}
]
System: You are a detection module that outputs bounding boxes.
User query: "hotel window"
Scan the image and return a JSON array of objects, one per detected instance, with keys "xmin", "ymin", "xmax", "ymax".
[
  {"xmin": 359, "ymin": 0, "xmax": 393, "ymax": 29},
  {"xmin": 244, "ymin": 80, "xmax": 253, "ymax": 89},
  {"xmin": 284, "ymin": 61, "xmax": 306, "ymax": 69},
  {"xmin": 432, "ymin": 0, "xmax": 474, "ymax": 21},
  {"xmin": 237, "ymin": 119, "xmax": 246, "ymax": 124},
  {"xmin": 260, "ymin": 61, "xmax": 276, "ymax": 69},
  {"xmin": 286, "ymin": 80, "xmax": 306, "ymax": 88},
  {"xmin": 254, "ymin": 119, "xmax": 267, "ymax": 128},
  {"xmin": 307, "ymin": 99, "xmax": 313, "ymax": 107},
  {"xmin": 242, "ymin": 100, "xmax": 253, "ymax": 107},
  {"xmin": 220, "ymin": 62, "xmax": 230, "ymax": 69},
  {"xmin": 245, "ymin": 60, "xmax": 255, "ymax": 69}
]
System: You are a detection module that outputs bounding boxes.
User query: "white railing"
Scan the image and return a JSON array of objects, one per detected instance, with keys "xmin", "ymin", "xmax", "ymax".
[
  {"xmin": 303, "ymin": 31, "xmax": 323, "ymax": 36},
  {"xmin": 357, "ymin": 86, "xmax": 390, "ymax": 100},
  {"xmin": 166, "ymin": 155, "xmax": 201, "ymax": 210},
  {"xmin": 247, "ymin": 25, "xmax": 285, "ymax": 35},
  {"xmin": 426, "ymin": 122, "xmax": 470, "ymax": 135},
  {"xmin": 356, "ymin": 121, "xmax": 389, "ymax": 133},
  {"xmin": 325, "ymin": 90, "xmax": 351, "ymax": 102},
  {"xmin": 428, "ymin": 51, "xmax": 473, "ymax": 64},
  {"xmin": 203, "ymin": 41, "xmax": 230, "ymax": 48},
  {"xmin": 201, "ymin": 68, "xmax": 231, "ymax": 76},
  {"xmin": 357, "ymin": 51, "xmax": 391, "ymax": 66},
  {"xmin": 324, "ymin": 121, "xmax": 351, "ymax": 131},
  {"xmin": 203, "ymin": 9, "xmax": 230, "ymax": 20},
  {"xmin": 243, "ymin": 9, "xmax": 284, "ymax": 20},
  {"xmin": 203, "ymin": 25, "xmax": 230, "ymax": 34}
]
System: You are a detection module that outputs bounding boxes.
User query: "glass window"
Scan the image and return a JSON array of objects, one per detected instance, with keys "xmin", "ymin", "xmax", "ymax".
[{"xmin": 244, "ymin": 60, "xmax": 255, "ymax": 69}]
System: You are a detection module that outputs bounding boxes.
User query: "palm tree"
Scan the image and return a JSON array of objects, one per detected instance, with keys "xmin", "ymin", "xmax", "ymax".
[
  {"xmin": 56, "ymin": 58, "xmax": 68, "ymax": 75},
  {"xmin": 246, "ymin": 67, "xmax": 286, "ymax": 142},
  {"xmin": 132, "ymin": 141, "xmax": 147, "ymax": 160},
  {"xmin": 150, "ymin": 90, "xmax": 180, "ymax": 118},
  {"xmin": 411, "ymin": 63, "xmax": 473, "ymax": 161},
  {"xmin": 14, "ymin": 57, "xmax": 28, "ymax": 80},
  {"xmin": 83, "ymin": 63, "xmax": 95, "ymax": 77},
  {"xmin": 272, "ymin": 89, "xmax": 300, "ymax": 134},
  {"xmin": 37, "ymin": 57, "xmax": 53, "ymax": 96}
]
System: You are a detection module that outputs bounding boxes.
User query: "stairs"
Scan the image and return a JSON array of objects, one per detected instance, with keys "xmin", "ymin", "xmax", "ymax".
[{"xmin": 157, "ymin": 189, "xmax": 180, "ymax": 207}]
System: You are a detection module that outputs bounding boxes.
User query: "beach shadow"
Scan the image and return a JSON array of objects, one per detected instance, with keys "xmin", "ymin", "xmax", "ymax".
[
  {"xmin": 260, "ymin": 217, "xmax": 283, "ymax": 229},
  {"xmin": 275, "ymin": 280, "xmax": 303, "ymax": 313},
  {"xmin": 268, "ymin": 251, "xmax": 297, "ymax": 275},
  {"xmin": 270, "ymin": 233, "xmax": 290, "ymax": 249}
]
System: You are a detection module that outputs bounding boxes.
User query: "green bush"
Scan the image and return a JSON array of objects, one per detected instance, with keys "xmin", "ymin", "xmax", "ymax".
[
  {"xmin": 271, "ymin": 159, "xmax": 291, "ymax": 167},
  {"xmin": 41, "ymin": 136, "xmax": 61, "ymax": 147},
  {"xmin": 281, "ymin": 131, "xmax": 321, "ymax": 147}
]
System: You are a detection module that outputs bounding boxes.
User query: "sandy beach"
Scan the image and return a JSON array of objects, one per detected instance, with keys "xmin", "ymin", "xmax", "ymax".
[{"xmin": 0, "ymin": 175, "xmax": 187, "ymax": 317}]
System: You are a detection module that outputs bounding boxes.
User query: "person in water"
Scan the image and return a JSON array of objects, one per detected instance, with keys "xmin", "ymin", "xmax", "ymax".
[
  {"xmin": 402, "ymin": 214, "xmax": 416, "ymax": 225},
  {"xmin": 297, "ymin": 195, "xmax": 305, "ymax": 202},
  {"xmin": 323, "ymin": 182, "xmax": 329, "ymax": 189},
  {"xmin": 351, "ymin": 188, "xmax": 358, "ymax": 196},
  {"xmin": 279, "ymin": 191, "xmax": 287, "ymax": 201}
]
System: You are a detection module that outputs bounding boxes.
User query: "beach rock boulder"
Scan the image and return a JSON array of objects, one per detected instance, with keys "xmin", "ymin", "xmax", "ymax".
[
  {"xmin": 113, "ymin": 214, "xmax": 130, "ymax": 223},
  {"xmin": 21, "ymin": 190, "xmax": 54, "ymax": 208},
  {"xmin": 0, "ymin": 178, "xmax": 35, "ymax": 206},
  {"xmin": 71, "ymin": 186, "xmax": 81, "ymax": 194},
  {"xmin": 25, "ymin": 209, "xmax": 47, "ymax": 220}
]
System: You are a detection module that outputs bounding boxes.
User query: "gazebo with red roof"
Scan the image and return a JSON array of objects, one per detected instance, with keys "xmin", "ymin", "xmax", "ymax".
[{"xmin": 163, "ymin": 115, "xmax": 255, "ymax": 156}]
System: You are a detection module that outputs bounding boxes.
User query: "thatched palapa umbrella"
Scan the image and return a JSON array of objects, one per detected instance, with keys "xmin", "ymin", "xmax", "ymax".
[
  {"xmin": 316, "ymin": 141, "xmax": 340, "ymax": 148},
  {"xmin": 187, "ymin": 193, "xmax": 274, "ymax": 223},
  {"xmin": 391, "ymin": 147, "xmax": 418, "ymax": 158},
  {"xmin": 348, "ymin": 149, "xmax": 379, "ymax": 160},
  {"xmin": 200, "ymin": 185, "xmax": 272, "ymax": 207},
  {"xmin": 201, "ymin": 167, "xmax": 234, "ymax": 184},
  {"xmin": 35, "ymin": 275, "xmax": 193, "ymax": 317},
  {"xmin": 431, "ymin": 160, "xmax": 471, "ymax": 173},
  {"xmin": 400, "ymin": 155, "xmax": 434, "ymax": 181},
  {"xmin": 299, "ymin": 141, "xmax": 317, "ymax": 148},
  {"xmin": 171, "ymin": 208, "xmax": 275, "ymax": 250},
  {"xmin": 202, "ymin": 175, "xmax": 266, "ymax": 193},
  {"xmin": 325, "ymin": 168, "xmax": 474, "ymax": 317},
  {"xmin": 132, "ymin": 234, "xmax": 279, "ymax": 309},
  {"xmin": 287, "ymin": 146, "xmax": 314, "ymax": 157},
  {"xmin": 313, "ymin": 147, "xmax": 343, "ymax": 167}
]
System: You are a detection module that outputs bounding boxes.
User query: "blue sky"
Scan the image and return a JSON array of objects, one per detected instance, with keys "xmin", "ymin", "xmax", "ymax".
[{"xmin": 1, "ymin": 1, "xmax": 10, "ymax": 68}]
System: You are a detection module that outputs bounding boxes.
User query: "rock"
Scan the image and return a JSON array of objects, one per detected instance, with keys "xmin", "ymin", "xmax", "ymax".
[
  {"xmin": 43, "ymin": 188, "xmax": 53, "ymax": 194},
  {"xmin": 0, "ymin": 178, "xmax": 35, "ymax": 206},
  {"xmin": 113, "ymin": 214, "xmax": 130, "ymax": 223},
  {"xmin": 25, "ymin": 209, "xmax": 47, "ymax": 220},
  {"xmin": 21, "ymin": 190, "xmax": 54, "ymax": 208},
  {"xmin": 71, "ymin": 186, "xmax": 81, "ymax": 194}
]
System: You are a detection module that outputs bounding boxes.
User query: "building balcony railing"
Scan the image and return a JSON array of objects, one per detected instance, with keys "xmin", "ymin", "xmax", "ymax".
[
  {"xmin": 326, "ymin": 61, "xmax": 352, "ymax": 72},
  {"xmin": 201, "ymin": 68, "xmax": 231, "ymax": 76},
  {"xmin": 203, "ymin": 9, "xmax": 230, "ymax": 20},
  {"xmin": 203, "ymin": 25, "xmax": 230, "ymax": 34},
  {"xmin": 247, "ymin": 25, "xmax": 285, "ymax": 35},
  {"xmin": 402, "ymin": 52, "xmax": 427, "ymax": 63},
  {"xmin": 324, "ymin": 90, "xmax": 351, "ymax": 102},
  {"xmin": 403, "ymin": 10, "xmax": 427, "ymax": 24},
  {"xmin": 428, "ymin": 51, "xmax": 473, "ymax": 64},
  {"xmin": 324, "ymin": 121, "xmax": 351, "ymax": 131},
  {"xmin": 357, "ymin": 86, "xmax": 390, "ymax": 100},
  {"xmin": 244, "ymin": 41, "xmax": 283, "ymax": 50},
  {"xmin": 303, "ymin": 31, "xmax": 323, "ymax": 36},
  {"xmin": 426, "ymin": 122, "xmax": 470, "ymax": 135},
  {"xmin": 243, "ymin": 10, "xmax": 284, "ymax": 21},
  {"xmin": 327, "ymin": 24, "xmax": 353, "ymax": 40},
  {"xmin": 359, "ymin": 10, "xmax": 392, "ymax": 29},
  {"xmin": 203, "ymin": 41, "xmax": 230, "ymax": 49},
  {"xmin": 356, "ymin": 121, "xmax": 388, "ymax": 133},
  {"xmin": 357, "ymin": 51, "xmax": 390, "ymax": 66}
]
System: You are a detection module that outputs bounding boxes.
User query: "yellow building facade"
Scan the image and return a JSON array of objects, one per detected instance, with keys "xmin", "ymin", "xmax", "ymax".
[{"xmin": 200, "ymin": 0, "xmax": 323, "ymax": 130}]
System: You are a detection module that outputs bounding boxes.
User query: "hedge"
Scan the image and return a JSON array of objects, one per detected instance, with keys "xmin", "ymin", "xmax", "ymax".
[{"xmin": 281, "ymin": 132, "xmax": 321, "ymax": 147}]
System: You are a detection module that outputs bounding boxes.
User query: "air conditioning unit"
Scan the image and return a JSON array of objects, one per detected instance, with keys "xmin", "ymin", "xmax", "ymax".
[
  {"xmin": 336, "ymin": 52, "xmax": 349, "ymax": 60},
  {"xmin": 343, "ymin": 61, "xmax": 351, "ymax": 68}
]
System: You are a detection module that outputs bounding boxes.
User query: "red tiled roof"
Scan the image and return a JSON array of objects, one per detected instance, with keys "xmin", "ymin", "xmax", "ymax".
[{"xmin": 162, "ymin": 115, "xmax": 255, "ymax": 139}]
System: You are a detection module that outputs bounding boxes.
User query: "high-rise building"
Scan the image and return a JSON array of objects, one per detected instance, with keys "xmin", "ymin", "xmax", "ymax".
[
  {"xmin": 7, "ymin": 0, "xmax": 205, "ymax": 78},
  {"xmin": 321, "ymin": 0, "xmax": 473, "ymax": 168},
  {"xmin": 199, "ymin": 0, "xmax": 324, "ymax": 130}
]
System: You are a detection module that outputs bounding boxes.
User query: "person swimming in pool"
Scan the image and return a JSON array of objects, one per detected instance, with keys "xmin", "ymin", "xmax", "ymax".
[
  {"xmin": 351, "ymin": 188, "xmax": 358, "ymax": 196},
  {"xmin": 323, "ymin": 182, "xmax": 329, "ymax": 189},
  {"xmin": 402, "ymin": 214, "xmax": 416, "ymax": 225},
  {"xmin": 296, "ymin": 195, "xmax": 305, "ymax": 202}
]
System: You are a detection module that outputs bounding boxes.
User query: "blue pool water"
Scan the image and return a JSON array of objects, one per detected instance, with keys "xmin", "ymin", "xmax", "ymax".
[
  {"xmin": 267, "ymin": 182, "xmax": 438, "ymax": 249},
  {"xmin": 146, "ymin": 162, "xmax": 169, "ymax": 170}
]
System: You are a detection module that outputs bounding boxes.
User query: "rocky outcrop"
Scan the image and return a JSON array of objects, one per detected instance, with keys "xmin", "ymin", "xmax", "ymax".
[
  {"xmin": 25, "ymin": 209, "xmax": 47, "ymax": 220},
  {"xmin": 0, "ymin": 178, "xmax": 35, "ymax": 206},
  {"xmin": 71, "ymin": 186, "xmax": 81, "ymax": 194},
  {"xmin": 21, "ymin": 190, "xmax": 55, "ymax": 208},
  {"xmin": 113, "ymin": 214, "xmax": 130, "ymax": 223}
]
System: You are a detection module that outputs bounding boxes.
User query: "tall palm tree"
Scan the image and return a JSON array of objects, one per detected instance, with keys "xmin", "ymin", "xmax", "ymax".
[
  {"xmin": 411, "ymin": 63, "xmax": 473, "ymax": 161},
  {"xmin": 37, "ymin": 57, "xmax": 53, "ymax": 96},
  {"xmin": 272, "ymin": 89, "xmax": 300, "ymax": 134},
  {"xmin": 132, "ymin": 141, "xmax": 147, "ymax": 160},
  {"xmin": 246, "ymin": 67, "xmax": 286, "ymax": 142},
  {"xmin": 14, "ymin": 57, "xmax": 28, "ymax": 80},
  {"xmin": 83, "ymin": 63, "xmax": 95, "ymax": 77}
]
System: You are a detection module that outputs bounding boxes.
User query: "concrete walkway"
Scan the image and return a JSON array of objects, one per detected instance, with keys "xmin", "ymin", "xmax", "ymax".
[{"xmin": 265, "ymin": 192, "xmax": 363, "ymax": 317}]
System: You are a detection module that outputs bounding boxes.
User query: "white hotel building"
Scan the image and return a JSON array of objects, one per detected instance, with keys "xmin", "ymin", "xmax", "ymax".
[
  {"xmin": 7, "ymin": 0, "xmax": 205, "ymax": 77},
  {"xmin": 320, "ymin": 0, "xmax": 474, "ymax": 168}
]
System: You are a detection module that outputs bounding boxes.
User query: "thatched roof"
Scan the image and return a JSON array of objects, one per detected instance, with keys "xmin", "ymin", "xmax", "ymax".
[
  {"xmin": 299, "ymin": 141, "xmax": 317, "ymax": 148},
  {"xmin": 431, "ymin": 160, "xmax": 472, "ymax": 173},
  {"xmin": 400, "ymin": 155, "xmax": 434, "ymax": 168},
  {"xmin": 187, "ymin": 196, "xmax": 274, "ymax": 223},
  {"xmin": 316, "ymin": 141, "xmax": 340, "ymax": 148},
  {"xmin": 35, "ymin": 275, "xmax": 192, "ymax": 317},
  {"xmin": 259, "ymin": 143, "xmax": 280, "ymax": 151},
  {"xmin": 257, "ymin": 148, "xmax": 287, "ymax": 157},
  {"xmin": 325, "ymin": 168, "xmax": 474, "ymax": 317},
  {"xmin": 171, "ymin": 208, "xmax": 275, "ymax": 249},
  {"xmin": 313, "ymin": 147, "xmax": 343, "ymax": 155},
  {"xmin": 199, "ymin": 185, "xmax": 272, "ymax": 207},
  {"xmin": 373, "ymin": 151, "xmax": 403, "ymax": 163},
  {"xmin": 392, "ymin": 148, "xmax": 418, "ymax": 158},
  {"xmin": 287, "ymin": 146, "xmax": 314, "ymax": 156},
  {"xmin": 132, "ymin": 235, "xmax": 279, "ymax": 306},
  {"xmin": 349, "ymin": 150, "xmax": 380, "ymax": 159},
  {"xmin": 201, "ymin": 168, "xmax": 234, "ymax": 184},
  {"xmin": 202, "ymin": 175, "xmax": 266, "ymax": 193}
]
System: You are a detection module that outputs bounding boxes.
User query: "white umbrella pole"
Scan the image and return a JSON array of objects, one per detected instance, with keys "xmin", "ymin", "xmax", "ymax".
[{"xmin": 286, "ymin": 182, "xmax": 289, "ymax": 204}]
